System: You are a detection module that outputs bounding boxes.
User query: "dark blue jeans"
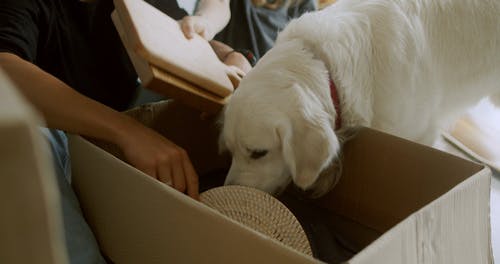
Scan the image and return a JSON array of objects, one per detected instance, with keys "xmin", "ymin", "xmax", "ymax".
[{"xmin": 41, "ymin": 128, "xmax": 106, "ymax": 264}]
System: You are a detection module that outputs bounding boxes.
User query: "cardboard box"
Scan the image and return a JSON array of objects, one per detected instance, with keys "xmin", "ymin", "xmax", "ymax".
[
  {"xmin": 68, "ymin": 100, "xmax": 493, "ymax": 264},
  {"xmin": 0, "ymin": 69, "xmax": 68, "ymax": 264}
]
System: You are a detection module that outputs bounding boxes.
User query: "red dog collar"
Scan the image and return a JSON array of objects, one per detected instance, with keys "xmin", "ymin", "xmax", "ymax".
[{"xmin": 329, "ymin": 78, "xmax": 342, "ymax": 130}]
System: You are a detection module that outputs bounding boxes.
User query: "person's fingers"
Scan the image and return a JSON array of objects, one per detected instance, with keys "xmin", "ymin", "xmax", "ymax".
[
  {"xmin": 130, "ymin": 155, "xmax": 159, "ymax": 181},
  {"xmin": 180, "ymin": 16, "xmax": 212, "ymax": 40},
  {"xmin": 192, "ymin": 21, "xmax": 209, "ymax": 40},
  {"xmin": 170, "ymin": 149, "xmax": 187, "ymax": 193},
  {"xmin": 180, "ymin": 17, "xmax": 195, "ymax": 39},
  {"xmin": 157, "ymin": 157, "xmax": 173, "ymax": 187},
  {"xmin": 120, "ymin": 123, "xmax": 199, "ymax": 200},
  {"xmin": 141, "ymin": 166, "xmax": 158, "ymax": 181},
  {"xmin": 231, "ymin": 65, "xmax": 246, "ymax": 78},
  {"xmin": 226, "ymin": 67, "xmax": 243, "ymax": 88},
  {"xmin": 181, "ymin": 151, "xmax": 199, "ymax": 200}
]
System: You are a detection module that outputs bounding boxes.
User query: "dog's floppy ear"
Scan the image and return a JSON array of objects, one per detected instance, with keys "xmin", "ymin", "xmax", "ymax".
[{"xmin": 278, "ymin": 85, "xmax": 339, "ymax": 191}]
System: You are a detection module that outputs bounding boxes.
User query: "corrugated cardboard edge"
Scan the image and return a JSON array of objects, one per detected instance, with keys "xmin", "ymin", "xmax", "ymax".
[
  {"xmin": 111, "ymin": 10, "xmax": 154, "ymax": 86},
  {"xmin": 68, "ymin": 135, "xmax": 319, "ymax": 264},
  {"xmin": 443, "ymin": 132, "xmax": 500, "ymax": 172},
  {"xmin": 348, "ymin": 167, "xmax": 493, "ymax": 264},
  {"xmin": 0, "ymin": 68, "xmax": 68, "ymax": 264}
]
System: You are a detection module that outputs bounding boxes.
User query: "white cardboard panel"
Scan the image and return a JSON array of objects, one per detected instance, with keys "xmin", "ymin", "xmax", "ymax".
[{"xmin": 350, "ymin": 168, "xmax": 492, "ymax": 264}]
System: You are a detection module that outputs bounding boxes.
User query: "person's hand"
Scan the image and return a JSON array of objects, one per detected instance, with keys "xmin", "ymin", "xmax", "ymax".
[
  {"xmin": 179, "ymin": 15, "xmax": 216, "ymax": 41},
  {"xmin": 224, "ymin": 51, "xmax": 252, "ymax": 75},
  {"xmin": 225, "ymin": 64, "xmax": 246, "ymax": 88},
  {"xmin": 115, "ymin": 119, "xmax": 199, "ymax": 200},
  {"xmin": 209, "ymin": 40, "xmax": 252, "ymax": 86}
]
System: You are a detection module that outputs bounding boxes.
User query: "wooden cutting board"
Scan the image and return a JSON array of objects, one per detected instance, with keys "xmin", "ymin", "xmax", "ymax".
[{"xmin": 113, "ymin": 0, "xmax": 234, "ymax": 98}]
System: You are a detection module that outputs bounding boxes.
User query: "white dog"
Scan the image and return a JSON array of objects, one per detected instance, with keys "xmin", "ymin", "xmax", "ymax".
[{"xmin": 220, "ymin": 0, "xmax": 500, "ymax": 197}]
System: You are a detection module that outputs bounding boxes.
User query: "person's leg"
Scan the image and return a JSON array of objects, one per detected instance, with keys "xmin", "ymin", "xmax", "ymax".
[{"xmin": 40, "ymin": 128, "xmax": 106, "ymax": 264}]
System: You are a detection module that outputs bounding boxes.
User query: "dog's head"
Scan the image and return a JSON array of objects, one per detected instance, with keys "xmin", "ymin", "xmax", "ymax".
[{"xmin": 219, "ymin": 46, "xmax": 343, "ymax": 197}]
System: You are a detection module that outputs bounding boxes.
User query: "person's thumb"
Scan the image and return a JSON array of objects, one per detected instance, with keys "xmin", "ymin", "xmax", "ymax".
[
  {"xmin": 180, "ymin": 18, "xmax": 195, "ymax": 39},
  {"xmin": 226, "ymin": 65, "xmax": 244, "ymax": 88},
  {"xmin": 193, "ymin": 19, "xmax": 213, "ymax": 40}
]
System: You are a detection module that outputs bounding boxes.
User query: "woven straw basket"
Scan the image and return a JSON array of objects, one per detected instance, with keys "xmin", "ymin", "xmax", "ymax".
[{"xmin": 200, "ymin": 185, "xmax": 312, "ymax": 256}]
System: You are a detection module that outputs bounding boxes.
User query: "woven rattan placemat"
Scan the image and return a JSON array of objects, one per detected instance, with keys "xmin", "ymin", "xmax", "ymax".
[{"xmin": 200, "ymin": 185, "xmax": 312, "ymax": 256}]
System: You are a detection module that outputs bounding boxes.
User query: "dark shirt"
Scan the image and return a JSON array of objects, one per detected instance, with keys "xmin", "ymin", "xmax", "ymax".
[
  {"xmin": 0, "ymin": 0, "xmax": 186, "ymax": 111},
  {"xmin": 216, "ymin": 0, "xmax": 316, "ymax": 61}
]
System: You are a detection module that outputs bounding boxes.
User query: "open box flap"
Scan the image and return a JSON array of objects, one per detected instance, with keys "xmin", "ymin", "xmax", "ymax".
[
  {"xmin": 348, "ymin": 167, "xmax": 492, "ymax": 264},
  {"xmin": 316, "ymin": 128, "xmax": 484, "ymax": 233}
]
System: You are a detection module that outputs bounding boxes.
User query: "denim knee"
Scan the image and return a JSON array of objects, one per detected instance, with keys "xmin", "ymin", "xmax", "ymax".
[{"xmin": 40, "ymin": 128, "xmax": 106, "ymax": 264}]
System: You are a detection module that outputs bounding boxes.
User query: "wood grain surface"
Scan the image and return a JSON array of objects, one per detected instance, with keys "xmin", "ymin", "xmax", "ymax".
[{"xmin": 113, "ymin": 0, "xmax": 234, "ymax": 97}]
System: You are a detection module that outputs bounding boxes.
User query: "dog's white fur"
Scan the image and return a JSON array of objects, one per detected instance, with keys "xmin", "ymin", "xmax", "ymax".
[{"xmin": 220, "ymin": 0, "xmax": 500, "ymax": 196}]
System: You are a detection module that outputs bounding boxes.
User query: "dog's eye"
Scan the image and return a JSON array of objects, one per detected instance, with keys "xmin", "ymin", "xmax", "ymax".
[{"xmin": 249, "ymin": 149, "xmax": 268, "ymax": 159}]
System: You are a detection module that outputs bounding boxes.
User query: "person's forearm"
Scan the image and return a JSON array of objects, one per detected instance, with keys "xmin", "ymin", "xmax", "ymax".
[
  {"xmin": 0, "ymin": 52, "xmax": 138, "ymax": 144},
  {"xmin": 195, "ymin": 0, "xmax": 230, "ymax": 34},
  {"xmin": 0, "ymin": 52, "xmax": 201, "ymax": 198},
  {"xmin": 209, "ymin": 40, "xmax": 252, "ymax": 73}
]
